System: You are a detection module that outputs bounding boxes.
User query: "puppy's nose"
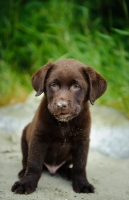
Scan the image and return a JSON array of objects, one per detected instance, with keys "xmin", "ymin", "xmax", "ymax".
[{"xmin": 57, "ymin": 101, "xmax": 68, "ymax": 109}]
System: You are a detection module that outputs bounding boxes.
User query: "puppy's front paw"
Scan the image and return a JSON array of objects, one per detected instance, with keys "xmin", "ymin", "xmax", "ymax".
[
  {"xmin": 73, "ymin": 180, "xmax": 94, "ymax": 193},
  {"xmin": 11, "ymin": 179, "xmax": 37, "ymax": 194}
]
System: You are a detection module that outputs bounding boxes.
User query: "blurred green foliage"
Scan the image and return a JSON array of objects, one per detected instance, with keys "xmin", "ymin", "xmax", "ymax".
[{"xmin": 0, "ymin": 0, "xmax": 129, "ymax": 117}]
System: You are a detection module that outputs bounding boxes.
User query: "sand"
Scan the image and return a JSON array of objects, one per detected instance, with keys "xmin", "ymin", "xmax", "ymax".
[{"xmin": 0, "ymin": 134, "xmax": 129, "ymax": 200}]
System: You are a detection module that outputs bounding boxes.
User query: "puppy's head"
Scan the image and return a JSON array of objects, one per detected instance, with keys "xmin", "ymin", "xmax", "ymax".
[{"xmin": 32, "ymin": 59, "xmax": 107, "ymax": 122}]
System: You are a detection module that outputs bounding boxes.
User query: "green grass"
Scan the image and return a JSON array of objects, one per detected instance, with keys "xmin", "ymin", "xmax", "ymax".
[{"xmin": 0, "ymin": 0, "xmax": 129, "ymax": 117}]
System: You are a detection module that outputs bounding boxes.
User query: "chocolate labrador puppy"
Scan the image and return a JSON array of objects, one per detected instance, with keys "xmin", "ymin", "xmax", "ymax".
[{"xmin": 12, "ymin": 59, "xmax": 107, "ymax": 194}]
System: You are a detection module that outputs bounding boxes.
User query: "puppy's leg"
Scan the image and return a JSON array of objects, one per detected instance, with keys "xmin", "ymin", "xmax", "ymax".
[
  {"xmin": 72, "ymin": 138, "xmax": 94, "ymax": 193},
  {"xmin": 18, "ymin": 125, "xmax": 29, "ymax": 179},
  {"xmin": 57, "ymin": 159, "xmax": 73, "ymax": 180},
  {"xmin": 12, "ymin": 135, "xmax": 48, "ymax": 194}
]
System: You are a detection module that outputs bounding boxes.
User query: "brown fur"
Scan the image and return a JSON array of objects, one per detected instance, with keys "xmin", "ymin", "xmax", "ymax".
[{"xmin": 11, "ymin": 59, "xmax": 107, "ymax": 194}]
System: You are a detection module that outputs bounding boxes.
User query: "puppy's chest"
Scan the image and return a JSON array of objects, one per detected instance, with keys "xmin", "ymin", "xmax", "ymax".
[
  {"xmin": 49, "ymin": 134, "xmax": 71, "ymax": 149},
  {"xmin": 49, "ymin": 124, "xmax": 84, "ymax": 144},
  {"xmin": 44, "ymin": 136, "xmax": 71, "ymax": 168},
  {"xmin": 46, "ymin": 125, "xmax": 84, "ymax": 151},
  {"xmin": 48, "ymin": 123, "xmax": 72, "ymax": 142}
]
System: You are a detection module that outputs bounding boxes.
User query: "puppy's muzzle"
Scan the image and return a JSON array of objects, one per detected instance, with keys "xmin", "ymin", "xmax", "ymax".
[
  {"xmin": 48, "ymin": 100, "xmax": 81, "ymax": 122},
  {"xmin": 56, "ymin": 100, "xmax": 68, "ymax": 109}
]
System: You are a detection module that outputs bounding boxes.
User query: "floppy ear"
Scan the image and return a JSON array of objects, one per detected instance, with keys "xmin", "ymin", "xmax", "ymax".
[
  {"xmin": 31, "ymin": 62, "xmax": 54, "ymax": 96},
  {"xmin": 83, "ymin": 66, "xmax": 107, "ymax": 105}
]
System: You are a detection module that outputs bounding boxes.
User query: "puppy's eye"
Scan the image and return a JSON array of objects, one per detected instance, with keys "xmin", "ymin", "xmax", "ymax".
[
  {"xmin": 70, "ymin": 84, "xmax": 81, "ymax": 91},
  {"xmin": 73, "ymin": 84, "xmax": 80, "ymax": 89},
  {"xmin": 50, "ymin": 83, "xmax": 59, "ymax": 91},
  {"xmin": 50, "ymin": 83, "xmax": 58, "ymax": 87}
]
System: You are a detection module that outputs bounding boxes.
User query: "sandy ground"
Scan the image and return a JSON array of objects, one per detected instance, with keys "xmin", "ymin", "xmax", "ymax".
[{"xmin": 0, "ymin": 133, "xmax": 129, "ymax": 200}]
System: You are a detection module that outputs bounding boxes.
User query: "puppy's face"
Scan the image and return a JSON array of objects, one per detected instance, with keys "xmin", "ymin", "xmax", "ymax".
[
  {"xmin": 46, "ymin": 66, "xmax": 88, "ymax": 122},
  {"xmin": 32, "ymin": 59, "xmax": 107, "ymax": 122}
]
